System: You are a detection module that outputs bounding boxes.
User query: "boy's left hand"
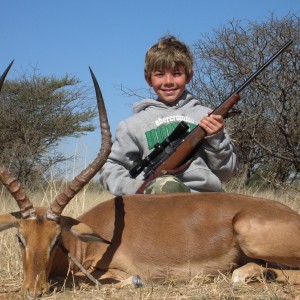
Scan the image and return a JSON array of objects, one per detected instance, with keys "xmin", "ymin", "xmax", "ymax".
[{"xmin": 199, "ymin": 114, "xmax": 224, "ymax": 136}]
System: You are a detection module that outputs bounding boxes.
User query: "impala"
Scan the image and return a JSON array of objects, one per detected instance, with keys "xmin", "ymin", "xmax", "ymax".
[{"xmin": 1, "ymin": 62, "xmax": 300, "ymax": 298}]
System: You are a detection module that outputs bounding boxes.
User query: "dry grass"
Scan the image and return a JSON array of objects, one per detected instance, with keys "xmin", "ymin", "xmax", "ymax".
[
  {"xmin": 1, "ymin": 275, "xmax": 300, "ymax": 299},
  {"xmin": 0, "ymin": 184, "xmax": 300, "ymax": 299}
]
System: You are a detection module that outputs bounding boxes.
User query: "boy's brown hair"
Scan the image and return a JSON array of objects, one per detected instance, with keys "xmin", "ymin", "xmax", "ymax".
[{"xmin": 144, "ymin": 35, "xmax": 194, "ymax": 82}]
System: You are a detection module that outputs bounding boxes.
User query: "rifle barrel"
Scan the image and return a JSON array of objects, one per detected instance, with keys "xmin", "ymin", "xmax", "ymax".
[
  {"xmin": 212, "ymin": 40, "xmax": 293, "ymax": 113},
  {"xmin": 235, "ymin": 40, "xmax": 293, "ymax": 95}
]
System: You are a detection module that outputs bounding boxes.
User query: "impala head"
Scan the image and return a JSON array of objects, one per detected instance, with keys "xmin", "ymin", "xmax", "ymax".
[{"xmin": 0, "ymin": 62, "xmax": 112, "ymax": 298}]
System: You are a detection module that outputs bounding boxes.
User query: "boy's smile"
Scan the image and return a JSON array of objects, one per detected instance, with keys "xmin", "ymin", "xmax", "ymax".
[{"xmin": 147, "ymin": 68, "xmax": 193, "ymax": 105}]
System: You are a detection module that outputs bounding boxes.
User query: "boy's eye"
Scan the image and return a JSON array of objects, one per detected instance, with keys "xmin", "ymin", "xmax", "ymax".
[
  {"xmin": 173, "ymin": 70, "xmax": 183, "ymax": 76},
  {"xmin": 153, "ymin": 72, "xmax": 164, "ymax": 77}
]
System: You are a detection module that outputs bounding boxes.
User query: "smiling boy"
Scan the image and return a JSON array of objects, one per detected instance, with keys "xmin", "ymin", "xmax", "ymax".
[{"xmin": 99, "ymin": 35, "xmax": 238, "ymax": 195}]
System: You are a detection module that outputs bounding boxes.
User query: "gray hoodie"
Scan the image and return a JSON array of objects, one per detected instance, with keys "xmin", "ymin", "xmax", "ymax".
[{"xmin": 99, "ymin": 90, "xmax": 238, "ymax": 195}]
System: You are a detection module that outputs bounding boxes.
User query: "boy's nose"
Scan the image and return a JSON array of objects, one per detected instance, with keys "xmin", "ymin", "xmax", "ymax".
[{"xmin": 164, "ymin": 74, "xmax": 174, "ymax": 85}]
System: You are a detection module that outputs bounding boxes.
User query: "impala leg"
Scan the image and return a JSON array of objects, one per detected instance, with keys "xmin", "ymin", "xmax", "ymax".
[
  {"xmin": 113, "ymin": 275, "xmax": 144, "ymax": 288},
  {"xmin": 232, "ymin": 262, "xmax": 300, "ymax": 286},
  {"xmin": 234, "ymin": 210, "xmax": 300, "ymax": 266},
  {"xmin": 232, "ymin": 262, "xmax": 265, "ymax": 286},
  {"xmin": 75, "ymin": 267, "xmax": 144, "ymax": 289}
]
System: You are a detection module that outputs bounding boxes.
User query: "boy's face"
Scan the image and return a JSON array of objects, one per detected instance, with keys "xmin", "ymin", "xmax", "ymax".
[{"xmin": 146, "ymin": 67, "xmax": 193, "ymax": 105}]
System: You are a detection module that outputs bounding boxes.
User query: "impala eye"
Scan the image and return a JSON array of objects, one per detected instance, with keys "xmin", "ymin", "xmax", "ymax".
[{"xmin": 16, "ymin": 233, "xmax": 25, "ymax": 248}]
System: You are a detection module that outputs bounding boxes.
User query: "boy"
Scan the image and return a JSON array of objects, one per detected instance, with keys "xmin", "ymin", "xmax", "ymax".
[{"xmin": 99, "ymin": 35, "xmax": 238, "ymax": 195}]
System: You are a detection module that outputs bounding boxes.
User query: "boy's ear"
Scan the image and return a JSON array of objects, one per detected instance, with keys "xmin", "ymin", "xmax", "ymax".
[{"xmin": 186, "ymin": 70, "xmax": 194, "ymax": 83}]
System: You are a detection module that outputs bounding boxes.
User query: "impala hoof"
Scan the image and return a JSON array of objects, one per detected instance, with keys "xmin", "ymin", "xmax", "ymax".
[{"xmin": 132, "ymin": 274, "xmax": 144, "ymax": 288}]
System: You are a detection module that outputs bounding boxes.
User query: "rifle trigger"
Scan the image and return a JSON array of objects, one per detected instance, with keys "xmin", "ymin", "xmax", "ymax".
[{"xmin": 224, "ymin": 109, "xmax": 242, "ymax": 119}]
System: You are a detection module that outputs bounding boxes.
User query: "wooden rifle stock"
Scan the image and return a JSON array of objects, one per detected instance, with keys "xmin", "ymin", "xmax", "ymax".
[{"xmin": 154, "ymin": 94, "xmax": 240, "ymax": 174}]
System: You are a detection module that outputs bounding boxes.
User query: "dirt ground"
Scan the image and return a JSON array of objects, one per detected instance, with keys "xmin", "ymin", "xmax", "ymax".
[{"xmin": 1, "ymin": 276, "xmax": 300, "ymax": 299}]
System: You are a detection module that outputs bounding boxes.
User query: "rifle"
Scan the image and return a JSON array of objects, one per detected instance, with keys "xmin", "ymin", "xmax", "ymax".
[{"xmin": 130, "ymin": 40, "xmax": 293, "ymax": 188}]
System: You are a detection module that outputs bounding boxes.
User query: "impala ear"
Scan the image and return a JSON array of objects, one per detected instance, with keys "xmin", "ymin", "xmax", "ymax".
[
  {"xmin": 70, "ymin": 222, "xmax": 111, "ymax": 244},
  {"xmin": 0, "ymin": 213, "xmax": 21, "ymax": 231}
]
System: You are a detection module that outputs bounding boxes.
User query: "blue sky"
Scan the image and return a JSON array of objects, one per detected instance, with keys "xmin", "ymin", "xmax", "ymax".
[{"xmin": 1, "ymin": 0, "xmax": 299, "ymax": 172}]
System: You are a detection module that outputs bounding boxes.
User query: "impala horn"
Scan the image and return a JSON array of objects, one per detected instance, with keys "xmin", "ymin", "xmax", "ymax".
[
  {"xmin": 46, "ymin": 67, "xmax": 112, "ymax": 221},
  {"xmin": 0, "ymin": 60, "xmax": 37, "ymax": 219}
]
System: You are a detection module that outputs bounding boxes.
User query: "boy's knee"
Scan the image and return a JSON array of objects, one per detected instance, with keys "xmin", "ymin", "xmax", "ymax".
[{"xmin": 144, "ymin": 175, "xmax": 190, "ymax": 194}]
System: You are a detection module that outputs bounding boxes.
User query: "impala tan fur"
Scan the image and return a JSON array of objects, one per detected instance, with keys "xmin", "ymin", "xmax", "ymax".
[{"xmin": 1, "ymin": 62, "xmax": 300, "ymax": 299}]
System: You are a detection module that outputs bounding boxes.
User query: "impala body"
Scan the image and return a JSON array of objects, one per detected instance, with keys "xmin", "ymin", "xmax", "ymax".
[
  {"xmin": 1, "ymin": 62, "xmax": 300, "ymax": 298},
  {"xmin": 51, "ymin": 192, "xmax": 300, "ymax": 283}
]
